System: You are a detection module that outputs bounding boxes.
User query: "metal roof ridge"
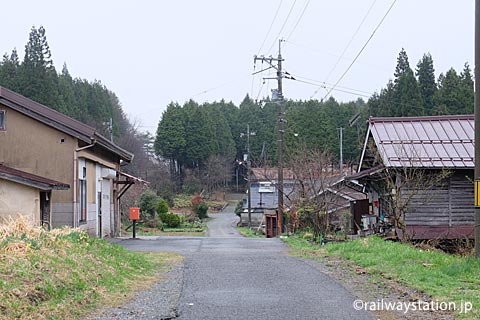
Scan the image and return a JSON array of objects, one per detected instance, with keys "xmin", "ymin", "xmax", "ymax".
[{"xmin": 369, "ymin": 114, "xmax": 474, "ymax": 123}]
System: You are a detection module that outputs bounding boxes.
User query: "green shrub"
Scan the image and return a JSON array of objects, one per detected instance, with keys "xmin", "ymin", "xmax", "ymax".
[
  {"xmin": 157, "ymin": 199, "xmax": 169, "ymax": 215},
  {"xmin": 139, "ymin": 189, "xmax": 160, "ymax": 220},
  {"xmin": 193, "ymin": 203, "xmax": 208, "ymax": 220},
  {"xmin": 159, "ymin": 213, "xmax": 181, "ymax": 228},
  {"xmin": 234, "ymin": 200, "xmax": 244, "ymax": 217},
  {"xmin": 173, "ymin": 194, "xmax": 193, "ymax": 208}
]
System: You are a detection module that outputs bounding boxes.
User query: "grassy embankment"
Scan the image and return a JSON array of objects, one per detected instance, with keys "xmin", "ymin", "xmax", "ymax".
[
  {"xmin": 236, "ymin": 227, "xmax": 264, "ymax": 238},
  {"xmin": 0, "ymin": 217, "xmax": 180, "ymax": 320},
  {"xmin": 135, "ymin": 222, "xmax": 207, "ymax": 237},
  {"xmin": 284, "ymin": 235, "xmax": 480, "ymax": 319}
]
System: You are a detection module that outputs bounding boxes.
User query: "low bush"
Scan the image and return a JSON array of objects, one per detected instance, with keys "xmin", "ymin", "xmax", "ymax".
[
  {"xmin": 173, "ymin": 194, "xmax": 193, "ymax": 208},
  {"xmin": 157, "ymin": 199, "xmax": 169, "ymax": 215},
  {"xmin": 159, "ymin": 213, "xmax": 181, "ymax": 228},
  {"xmin": 193, "ymin": 203, "xmax": 208, "ymax": 220}
]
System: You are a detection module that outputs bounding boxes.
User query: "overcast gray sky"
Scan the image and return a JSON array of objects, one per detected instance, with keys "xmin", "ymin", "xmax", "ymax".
[{"xmin": 1, "ymin": 1, "xmax": 474, "ymax": 133}]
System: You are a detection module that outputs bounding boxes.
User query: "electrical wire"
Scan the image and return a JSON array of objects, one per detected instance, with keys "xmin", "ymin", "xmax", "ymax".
[
  {"xmin": 285, "ymin": 0, "xmax": 311, "ymax": 42},
  {"xmin": 324, "ymin": 0, "xmax": 377, "ymax": 83},
  {"xmin": 294, "ymin": 74, "xmax": 373, "ymax": 95},
  {"xmin": 255, "ymin": 78, "xmax": 265, "ymax": 102},
  {"xmin": 267, "ymin": 0, "xmax": 297, "ymax": 55},
  {"xmin": 285, "ymin": 40, "xmax": 391, "ymax": 73},
  {"xmin": 191, "ymin": 80, "xmax": 239, "ymax": 98},
  {"xmin": 250, "ymin": 73, "xmax": 255, "ymax": 99},
  {"xmin": 318, "ymin": 0, "xmax": 397, "ymax": 102},
  {"xmin": 293, "ymin": 78, "xmax": 372, "ymax": 98},
  {"xmin": 257, "ymin": 0, "xmax": 284, "ymax": 55}
]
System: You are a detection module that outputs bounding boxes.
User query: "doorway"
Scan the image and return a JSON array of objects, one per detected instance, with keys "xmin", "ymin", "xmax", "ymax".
[
  {"xmin": 97, "ymin": 192, "xmax": 102, "ymax": 238},
  {"xmin": 40, "ymin": 191, "xmax": 51, "ymax": 229}
]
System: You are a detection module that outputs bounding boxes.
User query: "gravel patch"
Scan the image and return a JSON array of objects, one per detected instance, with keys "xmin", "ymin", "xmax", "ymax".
[{"xmin": 84, "ymin": 261, "xmax": 184, "ymax": 320}]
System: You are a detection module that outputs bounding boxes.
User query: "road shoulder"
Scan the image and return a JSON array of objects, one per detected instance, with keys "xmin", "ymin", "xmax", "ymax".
[
  {"xmin": 298, "ymin": 255, "xmax": 454, "ymax": 320},
  {"xmin": 83, "ymin": 256, "xmax": 184, "ymax": 320}
]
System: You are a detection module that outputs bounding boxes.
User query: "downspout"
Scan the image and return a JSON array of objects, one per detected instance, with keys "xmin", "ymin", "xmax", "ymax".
[{"xmin": 73, "ymin": 140, "xmax": 96, "ymax": 228}]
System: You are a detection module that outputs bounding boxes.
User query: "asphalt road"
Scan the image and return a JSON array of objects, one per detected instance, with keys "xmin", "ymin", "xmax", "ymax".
[{"xmin": 111, "ymin": 206, "xmax": 373, "ymax": 320}]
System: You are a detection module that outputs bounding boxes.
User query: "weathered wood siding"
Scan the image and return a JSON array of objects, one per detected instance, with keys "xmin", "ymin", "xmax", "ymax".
[{"xmin": 404, "ymin": 170, "xmax": 473, "ymax": 226}]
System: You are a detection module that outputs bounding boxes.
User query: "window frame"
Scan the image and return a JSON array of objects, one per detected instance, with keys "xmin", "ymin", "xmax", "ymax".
[
  {"xmin": 79, "ymin": 179, "xmax": 87, "ymax": 223},
  {"xmin": 79, "ymin": 165, "xmax": 87, "ymax": 224},
  {"xmin": 0, "ymin": 110, "xmax": 5, "ymax": 131}
]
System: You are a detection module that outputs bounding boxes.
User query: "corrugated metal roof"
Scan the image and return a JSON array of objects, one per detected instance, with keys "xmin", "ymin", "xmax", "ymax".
[
  {"xmin": 0, "ymin": 164, "xmax": 70, "ymax": 190},
  {"xmin": 364, "ymin": 115, "xmax": 473, "ymax": 168}
]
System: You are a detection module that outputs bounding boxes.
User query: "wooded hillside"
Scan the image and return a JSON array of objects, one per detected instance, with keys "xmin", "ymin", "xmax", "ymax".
[{"xmin": 0, "ymin": 27, "xmax": 473, "ymax": 196}]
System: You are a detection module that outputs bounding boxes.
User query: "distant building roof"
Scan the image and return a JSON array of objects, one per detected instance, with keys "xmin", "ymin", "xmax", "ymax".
[
  {"xmin": 359, "ymin": 115, "xmax": 474, "ymax": 168},
  {"xmin": 0, "ymin": 164, "xmax": 70, "ymax": 190},
  {"xmin": 0, "ymin": 86, "xmax": 133, "ymax": 162},
  {"xmin": 251, "ymin": 167, "xmax": 345, "ymax": 181},
  {"xmin": 250, "ymin": 168, "xmax": 296, "ymax": 181}
]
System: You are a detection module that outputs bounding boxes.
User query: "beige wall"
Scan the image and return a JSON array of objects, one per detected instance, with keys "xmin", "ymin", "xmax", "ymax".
[
  {"xmin": 0, "ymin": 180, "xmax": 39, "ymax": 225},
  {"xmin": 0, "ymin": 103, "xmax": 123, "ymax": 234},
  {"xmin": 0, "ymin": 105, "xmax": 75, "ymax": 203}
]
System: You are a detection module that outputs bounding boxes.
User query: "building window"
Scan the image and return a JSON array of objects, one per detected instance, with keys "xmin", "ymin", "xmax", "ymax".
[
  {"xmin": 79, "ymin": 179, "xmax": 87, "ymax": 223},
  {"xmin": 0, "ymin": 110, "xmax": 5, "ymax": 130},
  {"xmin": 79, "ymin": 163, "xmax": 87, "ymax": 223}
]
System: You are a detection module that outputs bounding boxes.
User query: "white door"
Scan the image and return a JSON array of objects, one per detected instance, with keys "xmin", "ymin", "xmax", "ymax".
[{"xmin": 101, "ymin": 179, "xmax": 111, "ymax": 236}]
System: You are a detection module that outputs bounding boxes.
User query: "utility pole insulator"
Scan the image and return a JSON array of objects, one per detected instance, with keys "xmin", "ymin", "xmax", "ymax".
[{"xmin": 254, "ymin": 39, "xmax": 286, "ymax": 236}]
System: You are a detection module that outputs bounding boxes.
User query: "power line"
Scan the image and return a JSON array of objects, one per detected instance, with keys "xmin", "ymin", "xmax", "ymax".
[
  {"xmin": 318, "ymin": 0, "xmax": 398, "ymax": 102},
  {"xmin": 323, "ymin": 0, "xmax": 377, "ymax": 83},
  {"xmin": 191, "ymin": 79, "xmax": 238, "ymax": 98},
  {"xmin": 285, "ymin": 0, "xmax": 311, "ymax": 42},
  {"xmin": 284, "ymin": 40, "xmax": 391, "ymax": 72},
  {"xmin": 267, "ymin": 0, "xmax": 297, "ymax": 55},
  {"xmin": 257, "ymin": 0, "xmax": 284, "ymax": 55},
  {"xmin": 293, "ymin": 78, "xmax": 372, "ymax": 98},
  {"xmin": 255, "ymin": 78, "xmax": 265, "ymax": 102},
  {"xmin": 293, "ymin": 74, "xmax": 373, "ymax": 95}
]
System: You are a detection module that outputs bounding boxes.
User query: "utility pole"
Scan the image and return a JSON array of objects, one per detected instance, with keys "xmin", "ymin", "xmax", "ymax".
[
  {"xmin": 247, "ymin": 124, "xmax": 252, "ymax": 228},
  {"xmin": 475, "ymin": 0, "xmax": 480, "ymax": 258},
  {"xmin": 338, "ymin": 127, "xmax": 343, "ymax": 175},
  {"xmin": 254, "ymin": 39, "xmax": 285, "ymax": 235},
  {"xmin": 103, "ymin": 118, "xmax": 114, "ymax": 142},
  {"xmin": 109, "ymin": 118, "xmax": 113, "ymax": 142},
  {"xmin": 241, "ymin": 125, "xmax": 255, "ymax": 227}
]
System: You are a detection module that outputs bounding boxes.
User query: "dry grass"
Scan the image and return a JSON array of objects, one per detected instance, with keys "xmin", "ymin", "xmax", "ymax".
[{"xmin": 0, "ymin": 217, "xmax": 176, "ymax": 320}]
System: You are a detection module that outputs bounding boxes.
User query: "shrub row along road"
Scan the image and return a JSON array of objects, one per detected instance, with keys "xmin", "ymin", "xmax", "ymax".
[{"xmin": 97, "ymin": 205, "xmax": 372, "ymax": 320}]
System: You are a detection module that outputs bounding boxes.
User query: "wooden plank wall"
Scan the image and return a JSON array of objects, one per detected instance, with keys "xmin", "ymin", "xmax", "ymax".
[{"xmin": 404, "ymin": 170, "xmax": 474, "ymax": 226}]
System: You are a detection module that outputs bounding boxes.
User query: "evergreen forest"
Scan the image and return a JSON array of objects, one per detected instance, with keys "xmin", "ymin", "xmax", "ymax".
[{"xmin": 0, "ymin": 27, "xmax": 474, "ymax": 195}]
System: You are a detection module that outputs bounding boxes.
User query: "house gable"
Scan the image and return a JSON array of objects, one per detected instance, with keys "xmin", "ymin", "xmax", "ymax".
[
  {"xmin": 360, "ymin": 115, "xmax": 474, "ymax": 169},
  {"xmin": 0, "ymin": 86, "xmax": 133, "ymax": 163},
  {"xmin": 354, "ymin": 115, "xmax": 474, "ymax": 239}
]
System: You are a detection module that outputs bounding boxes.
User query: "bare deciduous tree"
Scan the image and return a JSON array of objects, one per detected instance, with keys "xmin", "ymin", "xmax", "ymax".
[
  {"xmin": 287, "ymin": 147, "xmax": 344, "ymax": 241},
  {"xmin": 366, "ymin": 142, "xmax": 452, "ymax": 240}
]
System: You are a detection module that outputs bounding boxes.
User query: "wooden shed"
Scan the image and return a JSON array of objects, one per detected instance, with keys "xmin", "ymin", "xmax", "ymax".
[{"xmin": 351, "ymin": 115, "xmax": 474, "ymax": 239}]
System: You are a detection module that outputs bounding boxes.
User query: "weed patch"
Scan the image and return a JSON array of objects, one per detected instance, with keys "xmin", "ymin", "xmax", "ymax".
[
  {"xmin": 0, "ymin": 217, "xmax": 176, "ymax": 319},
  {"xmin": 283, "ymin": 235, "xmax": 480, "ymax": 319}
]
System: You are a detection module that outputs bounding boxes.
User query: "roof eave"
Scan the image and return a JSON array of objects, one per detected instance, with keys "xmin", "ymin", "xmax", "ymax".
[{"xmin": 0, "ymin": 172, "xmax": 70, "ymax": 191}]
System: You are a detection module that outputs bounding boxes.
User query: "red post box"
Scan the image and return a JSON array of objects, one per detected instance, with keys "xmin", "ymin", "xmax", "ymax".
[{"xmin": 129, "ymin": 207, "xmax": 140, "ymax": 220}]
